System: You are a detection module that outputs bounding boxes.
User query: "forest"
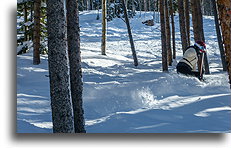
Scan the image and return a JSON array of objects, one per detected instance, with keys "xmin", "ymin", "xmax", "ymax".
[{"xmin": 17, "ymin": 0, "xmax": 231, "ymax": 133}]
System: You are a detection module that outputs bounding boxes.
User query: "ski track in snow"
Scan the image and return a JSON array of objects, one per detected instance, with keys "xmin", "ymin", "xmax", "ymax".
[{"xmin": 17, "ymin": 11, "xmax": 231, "ymax": 133}]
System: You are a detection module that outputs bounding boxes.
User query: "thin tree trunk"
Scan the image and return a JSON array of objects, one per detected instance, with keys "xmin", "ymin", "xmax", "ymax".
[
  {"xmin": 30, "ymin": 2, "xmax": 34, "ymax": 41},
  {"xmin": 47, "ymin": 0, "xmax": 74, "ymax": 133},
  {"xmin": 144, "ymin": 0, "xmax": 147, "ymax": 12},
  {"xmin": 212, "ymin": 0, "xmax": 227, "ymax": 71},
  {"xmin": 132, "ymin": 0, "xmax": 135, "ymax": 14},
  {"xmin": 101, "ymin": 0, "xmax": 106, "ymax": 55},
  {"xmin": 24, "ymin": 3, "xmax": 28, "ymax": 41},
  {"xmin": 165, "ymin": 0, "xmax": 172, "ymax": 66},
  {"xmin": 33, "ymin": 0, "xmax": 41, "ymax": 65},
  {"xmin": 169, "ymin": 0, "xmax": 176, "ymax": 59},
  {"xmin": 184, "ymin": 0, "xmax": 190, "ymax": 45},
  {"xmin": 121, "ymin": 0, "xmax": 138, "ymax": 66},
  {"xmin": 178, "ymin": 0, "xmax": 188, "ymax": 53},
  {"xmin": 156, "ymin": 0, "xmax": 159, "ymax": 23},
  {"xmin": 139, "ymin": 0, "xmax": 142, "ymax": 17},
  {"xmin": 66, "ymin": 0, "xmax": 86, "ymax": 133},
  {"xmin": 148, "ymin": 0, "xmax": 150, "ymax": 11},
  {"xmin": 198, "ymin": 0, "xmax": 210, "ymax": 74},
  {"xmin": 160, "ymin": 0, "xmax": 168, "ymax": 71}
]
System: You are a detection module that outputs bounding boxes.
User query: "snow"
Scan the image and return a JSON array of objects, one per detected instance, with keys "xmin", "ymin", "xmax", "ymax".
[{"xmin": 17, "ymin": 11, "xmax": 231, "ymax": 133}]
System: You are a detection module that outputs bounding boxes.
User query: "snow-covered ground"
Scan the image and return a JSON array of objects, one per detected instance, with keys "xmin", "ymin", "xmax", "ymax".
[{"xmin": 17, "ymin": 11, "xmax": 231, "ymax": 133}]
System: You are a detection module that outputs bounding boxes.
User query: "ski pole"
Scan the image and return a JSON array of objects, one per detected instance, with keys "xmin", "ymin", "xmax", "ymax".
[{"xmin": 199, "ymin": 52, "xmax": 204, "ymax": 79}]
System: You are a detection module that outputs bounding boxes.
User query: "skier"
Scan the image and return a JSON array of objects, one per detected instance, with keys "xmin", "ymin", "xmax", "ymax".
[{"xmin": 176, "ymin": 41, "xmax": 206, "ymax": 80}]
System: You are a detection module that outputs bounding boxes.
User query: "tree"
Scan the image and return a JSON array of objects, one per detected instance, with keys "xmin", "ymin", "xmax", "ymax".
[
  {"xmin": 121, "ymin": 0, "xmax": 138, "ymax": 66},
  {"xmin": 33, "ymin": 0, "xmax": 41, "ymax": 65},
  {"xmin": 160, "ymin": 0, "xmax": 168, "ymax": 71},
  {"xmin": 47, "ymin": 0, "xmax": 74, "ymax": 133},
  {"xmin": 178, "ymin": 0, "xmax": 189, "ymax": 53},
  {"xmin": 184, "ymin": 0, "xmax": 190, "ymax": 45},
  {"xmin": 144, "ymin": 0, "xmax": 147, "ymax": 12},
  {"xmin": 169, "ymin": 0, "xmax": 176, "ymax": 59},
  {"xmin": 66, "ymin": 0, "xmax": 86, "ymax": 133},
  {"xmin": 101, "ymin": 0, "xmax": 107, "ymax": 55},
  {"xmin": 211, "ymin": 0, "xmax": 227, "ymax": 71},
  {"xmin": 191, "ymin": 0, "xmax": 210, "ymax": 74},
  {"xmin": 165, "ymin": 0, "xmax": 172, "ymax": 66},
  {"xmin": 23, "ymin": 2, "xmax": 28, "ymax": 41},
  {"xmin": 202, "ymin": 0, "xmax": 213, "ymax": 16},
  {"xmin": 217, "ymin": 0, "xmax": 231, "ymax": 88}
]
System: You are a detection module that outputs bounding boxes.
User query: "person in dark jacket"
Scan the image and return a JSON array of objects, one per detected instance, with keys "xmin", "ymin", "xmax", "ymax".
[{"xmin": 176, "ymin": 41, "xmax": 206, "ymax": 80}]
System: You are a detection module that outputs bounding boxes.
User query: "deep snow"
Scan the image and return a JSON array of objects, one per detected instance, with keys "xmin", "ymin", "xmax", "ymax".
[{"xmin": 17, "ymin": 10, "xmax": 231, "ymax": 133}]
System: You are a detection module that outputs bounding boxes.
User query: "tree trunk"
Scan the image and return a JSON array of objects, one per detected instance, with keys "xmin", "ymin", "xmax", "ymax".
[
  {"xmin": 101, "ymin": 0, "xmax": 107, "ymax": 55},
  {"xmin": 169, "ymin": 0, "xmax": 176, "ymax": 59},
  {"xmin": 217, "ymin": 0, "xmax": 231, "ymax": 88},
  {"xmin": 121, "ymin": 0, "xmax": 138, "ymax": 66},
  {"xmin": 66, "ymin": 0, "xmax": 86, "ymax": 133},
  {"xmin": 160, "ymin": 0, "xmax": 168, "ymax": 71},
  {"xmin": 165, "ymin": 0, "xmax": 172, "ymax": 66},
  {"xmin": 23, "ymin": 3, "xmax": 28, "ymax": 41},
  {"xmin": 144, "ymin": 0, "xmax": 147, "ymax": 12},
  {"xmin": 148, "ymin": 0, "xmax": 151, "ymax": 11},
  {"xmin": 33, "ymin": 0, "xmax": 41, "ymax": 65},
  {"xmin": 47, "ymin": 0, "xmax": 74, "ymax": 133},
  {"xmin": 178, "ymin": 0, "xmax": 188, "ymax": 53},
  {"xmin": 212, "ymin": 0, "xmax": 227, "ymax": 71},
  {"xmin": 132, "ymin": 0, "xmax": 135, "ymax": 14},
  {"xmin": 184, "ymin": 0, "xmax": 190, "ymax": 45},
  {"xmin": 230, "ymin": 12, "xmax": 231, "ymax": 88},
  {"xmin": 30, "ymin": 2, "xmax": 34, "ymax": 41},
  {"xmin": 191, "ymin": 0, "xmax": 210, "ymax": 74}
]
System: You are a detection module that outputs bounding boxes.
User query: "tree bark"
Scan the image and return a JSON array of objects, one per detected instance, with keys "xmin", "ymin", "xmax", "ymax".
[
  {"xmin": 101, "ymin": 0, "xmax": 106, "ymax": 55},
  {"xmin": 23, "ymin": 3, "xmax": 28, "ymax": 41},
  {"xmin": 178, "ymin": 0, "xmax": 188, "ymax": 53},
  {"xmin": 211, "ymin": 0, "xmax": 227, "ymax": 71},
  {"xmin": 160, "ymin": 0, "xmax": 168, "ymax": 71},
  {"xmin": 184, "ymin": 0, "xmax": 190, "ymax": 45},
  {"xmin": 121, "ymin": 0, "xmax": 138, "ymax": 66},
  {"xmin": 217, "ymin": 0, "xmax": 231, "ymax": 88},
  {"xmin": 47, "ymin": 0, "xmax": 74, "ymax": 133},
  {"xmin": 66, "ymin": 0, "xmax": 86, "ymax": 133},
  {"xmin": 191, "ymin": 0, "xmax": 210, "ymax": 74},
  {"xmin": 33, "ymin": 0, "xmax": 41, "ymax": 65},
  {"xmin": 169, "ymin": 0, "xmax": 176, "ymax": 59},
  {"xmin": 165, "ymin": 0, "xmax": 172, "ymax": 66}
]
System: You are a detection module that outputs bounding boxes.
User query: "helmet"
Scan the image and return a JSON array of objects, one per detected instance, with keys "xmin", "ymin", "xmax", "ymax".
[{"xmin": 194, "ymin": 41, "xmax": 206, "ymax": 53}]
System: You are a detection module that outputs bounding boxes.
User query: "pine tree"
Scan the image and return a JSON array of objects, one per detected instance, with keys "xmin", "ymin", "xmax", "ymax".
[
  {"xmin": 184, "ymin": 0, "xmax": 190, "ymax": 45},
  {"xmin": 101, "ymin": 0, "xmax": 107, "ymax": 55},
  {"xmin": 178, "ymin": 0, "xmax": 189, "ymax": 53},
  {"xmin": 66, "ymin": 0, "xmax": 86, "ymax": 133},
  {"xmin": 169, "ymin": 0, "xmax": 176, "ymax": 59},
  {"xmin": 33, "ymin": 0, "xmax": 41, "ymax": 65},
  {"xmin": 160, "ymin": 0, "xmax": 168, "ymax": 71},
  {"xmin": 23, "ymin": 3, "xmax": 28, "ymax": 41},
  {"xmin": 121, "ymin": 0, "xmax": 138, "ymax": 66},
  {"xmin": 191, "ymin": 0, "xmax": 210, "ymax": 74},
  {"xmin": 47, "ymin": 0, "xmax": 74, "ymax": 133},
  {"xmin": 165, "ymin": 0, "xmax": 172, "ymax": 66},
  {"xmin": 212, "ymin": 0, "xmax": 227, "ymax": 71},
  {"xmin": 217, "ymin": 0, "xmax": 231, "ymax": 88}
]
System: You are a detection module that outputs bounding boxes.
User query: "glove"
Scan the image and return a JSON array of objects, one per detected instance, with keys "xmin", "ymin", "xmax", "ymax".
[{"xmin": 199, "ymin": 48, "xmax": 206, "ymax": 53}]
